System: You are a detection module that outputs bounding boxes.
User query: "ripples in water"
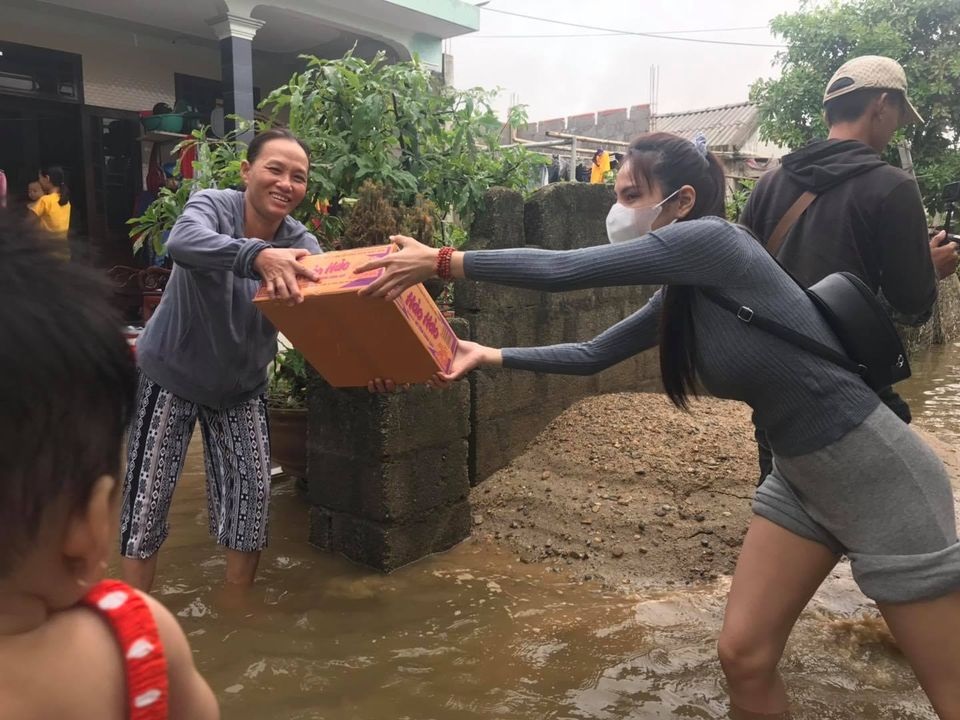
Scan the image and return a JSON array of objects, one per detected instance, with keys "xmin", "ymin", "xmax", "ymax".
[
  {"xmin": 898, "ymin": 342, "xmax": 960, "ymax": 441},
  {"xmin": 111, "ymin": 397, "xmax": 947, "ymax": 720}
]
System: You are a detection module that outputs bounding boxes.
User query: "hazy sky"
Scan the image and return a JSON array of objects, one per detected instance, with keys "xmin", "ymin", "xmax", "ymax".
[{"xmin": 448, "ymin": 0, "xmax": 806, "ymax": 121}]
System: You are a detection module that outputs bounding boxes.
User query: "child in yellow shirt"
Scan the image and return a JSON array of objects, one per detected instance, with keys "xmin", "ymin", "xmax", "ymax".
[
  {"xmin": 590, "ymin": 148, "xmax": 611, "ymax": 184},
  {"xmin": 26, "ymin": 180, "xmax": 44, "ymax": 212},
  {"xmin": 31, "ymin": 166, "xmax": 71, "ymax": 237}
]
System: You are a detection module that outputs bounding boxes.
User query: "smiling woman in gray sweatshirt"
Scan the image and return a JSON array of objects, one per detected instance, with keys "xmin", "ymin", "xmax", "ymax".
[{"xmin": 119, "ymin": 129, "xmax": 321, "ymax": 593}]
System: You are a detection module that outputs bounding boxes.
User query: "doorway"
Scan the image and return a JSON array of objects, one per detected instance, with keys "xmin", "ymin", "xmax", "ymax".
[
  {"xmin": 0, "ymin": 40, "xmax": 85, "ymax": 239},
  {"xmin": 0, "ymin": 96, "xmax": 84, "ymax": 228},
  {"xmin": 82, "ymin": 107, "xmax": 142, "ymax": 267}
]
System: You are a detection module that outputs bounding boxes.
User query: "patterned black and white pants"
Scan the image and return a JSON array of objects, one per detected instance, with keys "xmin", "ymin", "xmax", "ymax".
[{"xmin": 119, "ymin": 372, "xmax": 271, "ymax": 558}]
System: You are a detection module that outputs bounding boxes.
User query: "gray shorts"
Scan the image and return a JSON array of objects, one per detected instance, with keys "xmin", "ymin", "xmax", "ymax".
[{"xmin": 756, "ymin": 404, "xmax": 960, "ymax": 604}]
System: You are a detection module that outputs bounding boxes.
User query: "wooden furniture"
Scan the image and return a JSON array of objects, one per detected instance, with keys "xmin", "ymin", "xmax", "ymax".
[{"xmin": 107, "ymin": 265, "xmax": 171, "ymax": 323}]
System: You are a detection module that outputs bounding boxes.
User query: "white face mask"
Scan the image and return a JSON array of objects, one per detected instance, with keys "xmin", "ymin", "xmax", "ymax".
[{"xmin": 606, "ymin": 189, "xmax": 680, "ymax": 244}]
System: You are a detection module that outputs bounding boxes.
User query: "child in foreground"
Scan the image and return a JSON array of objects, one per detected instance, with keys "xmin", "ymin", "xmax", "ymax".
[{"xmin": 0, "ymin": 213, "xmax": 219, "ymax": 719}]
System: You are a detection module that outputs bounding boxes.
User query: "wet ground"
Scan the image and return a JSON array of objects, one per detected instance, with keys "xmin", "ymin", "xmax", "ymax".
[
  {"xmin": 112, "ymin": 343, "xmax": 960, "ymax": 720},
  {"xmin": 897, "ymin": 342, "xmax": 960, "ymax": 443}
]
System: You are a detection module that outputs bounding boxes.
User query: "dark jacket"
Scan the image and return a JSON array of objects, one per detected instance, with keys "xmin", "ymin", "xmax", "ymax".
[{"xmin": 740, "ymin": 139, "xmax": 936, "ymax": 322}]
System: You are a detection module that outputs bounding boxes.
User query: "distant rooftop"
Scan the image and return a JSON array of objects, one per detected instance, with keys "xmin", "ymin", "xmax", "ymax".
[{"xmin": 651, "ymin": 101, "xmax": 760, "ymax": 153}]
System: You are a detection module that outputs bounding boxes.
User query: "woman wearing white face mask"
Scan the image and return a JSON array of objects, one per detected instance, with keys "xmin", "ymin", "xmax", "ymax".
[{"xmin": 355, "ymin": 131, "xmax": 960, "ymax": 719}]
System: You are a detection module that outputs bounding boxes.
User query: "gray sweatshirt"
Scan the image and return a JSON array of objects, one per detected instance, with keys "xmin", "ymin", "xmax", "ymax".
[
  {"xmin": 136, "ymin": 188, "xmax": 321, "ymax": 409},
  {"xmin": 463, "ymin": 216, "xmax": 882, "ymax": 458}
]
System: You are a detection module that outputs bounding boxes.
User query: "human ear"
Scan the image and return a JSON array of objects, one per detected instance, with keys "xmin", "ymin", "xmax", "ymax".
[
  {"xmin": 675, "ymin": 185, "xmax": 697, "ymax": 219},
  {"xmin": 870, "ymin": 94, "xmax": 890, "ymax": 122},
  {"xmin": 62, "ymin": 475, "xmax": 116, "ymax": 587}
]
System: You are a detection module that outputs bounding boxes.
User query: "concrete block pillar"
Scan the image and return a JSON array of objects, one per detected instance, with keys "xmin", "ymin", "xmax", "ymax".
[
  {"xmin": 207, "ymin": 13, "xmax": 264, "ymax": 143},
  {"xmin": 305, "ymin": 352, "xmax": 472, "ymax": 571}
]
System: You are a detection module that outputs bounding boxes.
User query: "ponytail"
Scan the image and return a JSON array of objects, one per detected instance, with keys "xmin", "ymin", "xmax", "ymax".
[{"xmin": 41, "ymin": 166, "xmax": 70, "ymax": 206}]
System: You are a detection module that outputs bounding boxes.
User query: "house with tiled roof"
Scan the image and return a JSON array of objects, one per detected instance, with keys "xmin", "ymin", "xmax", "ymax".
[{"xmin": 651, "ymin": 101, "xmax": 787, "ymax": 184}]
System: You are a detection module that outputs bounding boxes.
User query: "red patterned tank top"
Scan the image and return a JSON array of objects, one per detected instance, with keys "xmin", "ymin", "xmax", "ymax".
[{"xmin": 81, "ymin": 579, "xmax": 169, "ymax": 720}]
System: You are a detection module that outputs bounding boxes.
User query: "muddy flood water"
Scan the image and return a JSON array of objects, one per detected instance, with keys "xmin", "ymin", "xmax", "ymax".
[{"xmin": 111, "ymin": 343, "xmax": 960, "ymax": 720}]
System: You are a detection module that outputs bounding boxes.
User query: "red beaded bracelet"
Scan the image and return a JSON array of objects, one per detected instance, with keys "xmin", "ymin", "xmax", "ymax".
[{"xmin": 436, "ymin": 246, "xmax": 454, "ymax": 280}]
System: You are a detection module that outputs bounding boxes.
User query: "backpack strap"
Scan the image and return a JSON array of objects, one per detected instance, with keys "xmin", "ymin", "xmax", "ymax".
[
  {"xmin": 700, "ymin": 287, "xmax": 866, "ymax": 378},
  {"xmin": 766, "ymin": 190, "xmax": 818, "ymax": 256}
]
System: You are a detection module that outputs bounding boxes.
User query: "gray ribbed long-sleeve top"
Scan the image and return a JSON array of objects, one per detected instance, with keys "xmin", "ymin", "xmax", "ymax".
[{"xmin": 462, "ymin": 216, "xmax": 880, "ymax": 458}]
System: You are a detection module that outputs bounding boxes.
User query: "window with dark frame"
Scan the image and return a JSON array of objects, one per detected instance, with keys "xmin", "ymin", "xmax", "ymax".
[{"xmin": 0, "ymin": 41, "xmax": 82, "ymax": 102}]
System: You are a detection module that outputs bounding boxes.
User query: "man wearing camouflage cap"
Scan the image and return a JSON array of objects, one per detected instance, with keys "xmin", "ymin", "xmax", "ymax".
[{"xmin": 741, "ymin": 55, "xmax": 958, "ymax": 483}]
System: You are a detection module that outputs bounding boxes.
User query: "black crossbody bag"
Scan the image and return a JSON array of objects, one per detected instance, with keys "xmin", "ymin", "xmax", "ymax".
[{"xmin": 703, "ymin": 192, "xmax": 911, "ymax": 390}]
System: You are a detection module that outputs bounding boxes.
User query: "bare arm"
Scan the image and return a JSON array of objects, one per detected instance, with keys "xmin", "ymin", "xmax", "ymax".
[{"xmin": 140, "ymin": 592, "xmax": 220, "ymax": 720}]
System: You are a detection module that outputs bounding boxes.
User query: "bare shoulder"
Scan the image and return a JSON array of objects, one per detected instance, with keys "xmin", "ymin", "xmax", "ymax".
[
  {"xmin": 0, "ymin": 606, "xmax": 125, "ymax": 720},
  {"xmin": 137, "ymin": 591, "xmax": 221, "ymax": 720}
]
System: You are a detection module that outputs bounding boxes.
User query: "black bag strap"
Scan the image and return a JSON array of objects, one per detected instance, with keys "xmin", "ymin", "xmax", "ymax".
[{"xmin": 700, "ymin": 287, "xmax": 867, "ymax": 378}]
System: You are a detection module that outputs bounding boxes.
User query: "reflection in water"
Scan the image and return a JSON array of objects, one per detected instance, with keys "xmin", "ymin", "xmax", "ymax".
[
  {"xmin": 110, "ymin": 416, "xmax": 940, "ymax": 719},
  {"xmin": 897, "ymin": 342, "xmax": 960, "ymax": 442}
]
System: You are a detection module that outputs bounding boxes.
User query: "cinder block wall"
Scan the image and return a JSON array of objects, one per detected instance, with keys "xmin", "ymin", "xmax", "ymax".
[
  {"xmin": 515, "ymin": 104, "xmax": 651, "ymax": 144},
  {"xmin": 307, "ymin": 374, "xmax": 472, "ymax": 571},
  {"xmin": 306, "ymin": 184, "xmax": 663, "ymax": 570},
  {"xmin": 455, "ymin": 184, "xmax": 662, "ymax": 484}
]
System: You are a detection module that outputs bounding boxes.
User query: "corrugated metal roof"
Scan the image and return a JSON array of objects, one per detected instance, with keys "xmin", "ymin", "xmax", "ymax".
[{"xmin": 651, "ymin": 102, "xmax": 759, "ymax": 152}]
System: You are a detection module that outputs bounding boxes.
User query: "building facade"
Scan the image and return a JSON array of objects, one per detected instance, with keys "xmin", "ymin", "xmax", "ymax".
[{"xmin": 0, "ymin": 0, "xmax": 478, "ymax": 265}]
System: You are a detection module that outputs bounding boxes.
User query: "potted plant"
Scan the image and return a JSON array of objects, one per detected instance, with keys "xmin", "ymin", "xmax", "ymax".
[{"xmin": 267, "ymin": 341, "xmax": 310, "ymax": 480}]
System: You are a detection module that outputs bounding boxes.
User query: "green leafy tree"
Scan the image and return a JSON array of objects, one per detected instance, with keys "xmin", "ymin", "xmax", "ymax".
[
  {"xmin": 261, "ymin": 49, "xmax": 545, "ymax": 241},
  {"xmin": 726, "ymin": 179, "xmax": 757, "ymax": 222},
  {"xmin": 750, "ymin": 0, "xmax": 960, "ymax": 211},
  {"xmin": 129, "ymin": 49, "xmax": 545, "ymax": 254}
]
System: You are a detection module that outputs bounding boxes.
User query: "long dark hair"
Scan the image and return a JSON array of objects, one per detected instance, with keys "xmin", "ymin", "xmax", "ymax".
[
  {"xmin": 41, "ymin": 166, "xmax": 70, "ymax": 206},
  {"xmin": 622, "ymin": 132, "xmax": 726, "ymax": 409}
]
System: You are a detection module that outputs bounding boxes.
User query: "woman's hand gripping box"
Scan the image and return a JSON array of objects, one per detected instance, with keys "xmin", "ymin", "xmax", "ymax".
[{"xmin": 253, "ymin": 245, "xmax": 458, "ymax": 387}]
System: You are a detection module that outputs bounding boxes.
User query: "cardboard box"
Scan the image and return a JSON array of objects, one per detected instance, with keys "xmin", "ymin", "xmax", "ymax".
[{"xmin": 254, "ymin": 245, "xmax": 458, "ymax": 387}]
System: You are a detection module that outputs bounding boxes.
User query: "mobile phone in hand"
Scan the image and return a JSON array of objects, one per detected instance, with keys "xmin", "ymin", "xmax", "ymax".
[{"xmin": 929, "ymin": 228, "xmax": 960, "ymax": 244}]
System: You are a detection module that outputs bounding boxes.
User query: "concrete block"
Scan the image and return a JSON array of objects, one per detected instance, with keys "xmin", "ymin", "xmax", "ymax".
[
  {"xmin": 597, "ymin": 107, "xmax": 627, "ymax": 123},
  {"xmin": 472, "ymin": 367, "xmax": 547, "ymax": 420},
  {"xmin": 938, "ymin": 275, "xmax": 960, "ymax": 343},
  {"xmin": 308, "ymin": 439, "xmax": 469, "ymax": 523},
  {"xmin": 307, "ymin": 366, "xmax": 470, "ymax": 458},
  {"xmin": 472, "ymin": 401, "xmax": 573, "ymax": 483},
  {"xmin": 595, "ymin": 349, "xmax": 661, "ymax": 394},
  {"xmin": 467, "ymin": 309, "xmax": 566, "ymax": 349},
  {"xmin": 629, "ymin": 104, "xmax": 651, "ymax": 125},
  {"xmin": 466, "ymin": 188, "xmax": 525, "ymax": 252},
  {"xmin": 515, "ymin": 122, "xmax": 538, "ymax": 141},
  {"xmin": 306, "ymin": 371, "xmax": 471, "ymax": 525},
  {"xmin": 539, "ymin": 118, "xmax": 565, "ymax": 135},
  {"xmin": 454, "ymin": 279, "xmax": 543, "ymax": 314},
  {"xmin": 525, "ymin": 183, "xmax": 614, "ymax": 252},
  {"xmin": 567, "ymin": 112, "xmax": 597, "ymax": 133},
  {"xmin": 309, "ymin": 499, "xmax": 472, "ymax": 572}
]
